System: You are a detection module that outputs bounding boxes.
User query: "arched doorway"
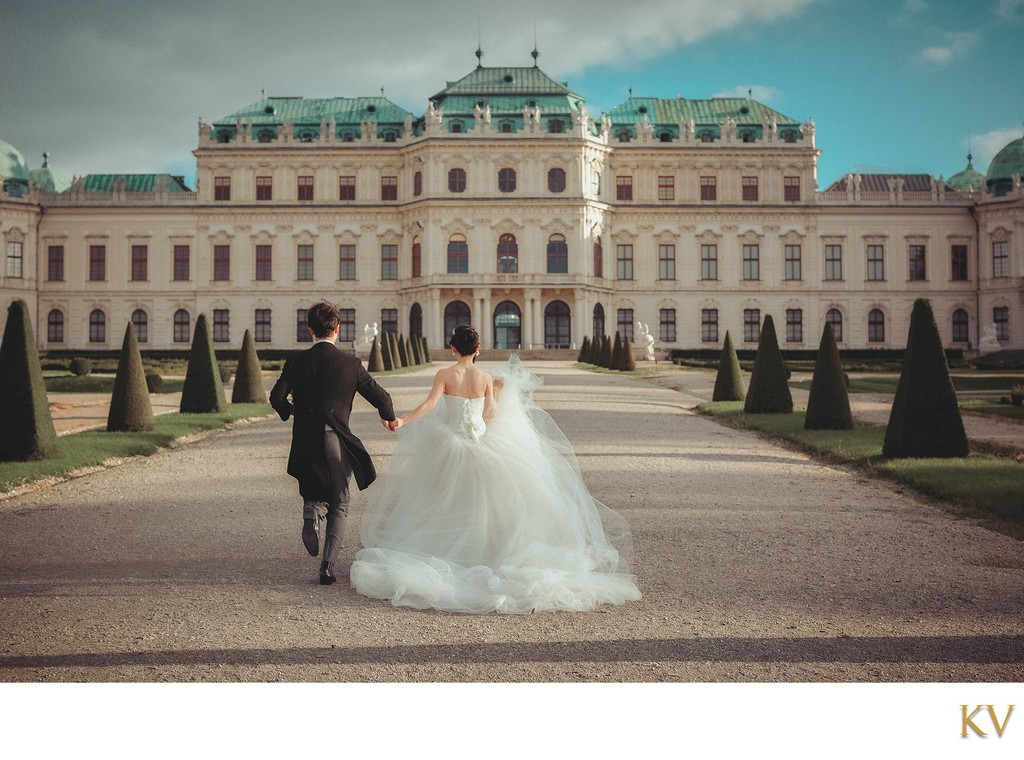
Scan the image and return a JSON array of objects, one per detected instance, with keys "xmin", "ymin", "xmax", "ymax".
[
  {"xmin": 493, "ymin": 301, "xmax": 521, "ymax": 349},
  {"xmin": 593, "ymin": 303, "xmax": 605, "ymax": 337},
  {"xmin": 443, "ymin": 301, "xmax": 471, "ymax": 346},
  {"xmin": 409, "ymin": 303, "xmax": 422, "ymax": 337},
  {"xmin": 544, "ymin": 300, "xmax": 571, "ymax": 348}
]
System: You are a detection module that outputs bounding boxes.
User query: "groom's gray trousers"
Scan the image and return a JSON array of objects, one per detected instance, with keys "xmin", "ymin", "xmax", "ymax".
[{"xmin": 303, "ymin": 430, "xmax": 353, "ymax": 565}]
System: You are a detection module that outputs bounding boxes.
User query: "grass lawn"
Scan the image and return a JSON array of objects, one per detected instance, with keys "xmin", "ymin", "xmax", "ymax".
[
  {"xmin": 792, "ymin": 374, "xmax": 1024, "ymax": 395},
  {"xmin": 43, "ymin": 373, "xmax": 186, "ymax": 393},
  {"xmin": 697, "ymin": 401, "xmax": 1024, "ymax": 539},
  {"xmin": 0, "ymin": 403, "xmax": 273, "ymax": 494},
  {"xmin": 959, "ymin": 399, "xmax": 1024, "ymax": 422}
]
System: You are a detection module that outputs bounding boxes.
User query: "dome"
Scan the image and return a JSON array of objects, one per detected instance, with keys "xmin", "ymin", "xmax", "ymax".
[
  {"xmin": 0, "ymin": 137, "xmax": 31, "ymax": 181},
  {"xmin": 946, "ymin": 154, "xmax": 986, "ymax": 193},
  {"xmin": 986, "ymin": 136, "xmax": 1024, "ymax": 196},
  {"xmin": 29, "ymin": 152, "xmax": 71, "ymax": 192}
]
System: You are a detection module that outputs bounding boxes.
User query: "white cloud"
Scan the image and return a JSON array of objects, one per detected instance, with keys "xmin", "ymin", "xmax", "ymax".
[
  {"xmin": 995, "ymin": 0, "xmax": 1024, "ymax": 21},
  {"xmin": 971, "ymin": 127, "xmax": 1024, "ymax": 169},
  {"xmin": 911, "ymin": 31, "xmax": 978, "ymax": 66},
  {"xmin": 712, "ymin": 85, "xmax": 782, "ymax": 104}
]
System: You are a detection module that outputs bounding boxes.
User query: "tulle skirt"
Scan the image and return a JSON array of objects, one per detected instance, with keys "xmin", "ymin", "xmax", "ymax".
[{"xmin": 350, "ymin": 357, "xmax": 641, "ymax": 614}]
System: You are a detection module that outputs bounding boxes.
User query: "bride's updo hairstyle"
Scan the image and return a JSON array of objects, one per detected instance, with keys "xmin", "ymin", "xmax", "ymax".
[{"xmin": 450, "ymin": 325, "xmax": 480, "ymax": 357}]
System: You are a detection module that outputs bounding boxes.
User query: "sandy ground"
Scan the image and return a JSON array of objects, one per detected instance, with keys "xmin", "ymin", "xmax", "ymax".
[{"xmin": 0, "ymin": 361, "xmax": 1021, "ymax": 684}]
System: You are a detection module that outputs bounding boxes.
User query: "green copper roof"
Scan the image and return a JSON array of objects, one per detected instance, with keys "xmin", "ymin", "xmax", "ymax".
[
  {"xmin": 986, "ymin": 136, "xmax": 1024, "ymax": 183},
  {"xmin": 216, "ymin": 96, "xmax": 412, "ymax": 127},
  {"xmin": 946, "ymin": 156, "xmax": 985, "ymax": 192},
  {"xmin": 0, "ymin": 137, "xmax": 31, "ymax": 181},
  {"xmin": 607, "ymin": 97, "xmax": 798, "ymax": 127},
  {"xmin": 432, "ymin": 65, "xmax": 582, "ymax": 102},
  {"xmin": 82, "ymin": 174, "xmax": 192, "ymax": 192}
]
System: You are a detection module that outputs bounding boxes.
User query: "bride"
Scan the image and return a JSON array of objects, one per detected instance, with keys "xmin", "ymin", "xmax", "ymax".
[{"xmin": 350, "ymin": 325, "xmax": 641, "ymax": 614}]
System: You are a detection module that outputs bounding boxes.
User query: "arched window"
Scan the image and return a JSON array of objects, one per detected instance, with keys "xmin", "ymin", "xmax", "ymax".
[
  {"xmin": 547, "ymin": 234, "xmax": 568, "ymax": 274},
  {"xmin": 173, "ymin": 309, "xmax": 191, "ymax": 343},
  {"xmin": 257, "ymin": 129, "xmax": 274, "ymax": 143},
  {"xmin": 450, "ymin": 121, "xmax": 464, "ymax": 133},
  {"xmin": 952, "ymin": 308, "xmax": 969, "ymax": 342},
  {"xmin": 409, "ymin": 303, "xmax": 423, "ymax": 338},
  {"xmin": 544, "ymin": 301, "xmax": 571, "ymax": 349},
  {"xmin": 698, "ymin": 129, "xmax": 715, "ymax": 143},
  {"xmin": 89, "ymin": 309, "xmax": 106, "ymax": 343},
  {"xmin": 47, "ymin": 309, "xmax": 64, "ymax": 342},
  {"xmin": 497, "ymin": 234, "xmax": 518, "ymax": 274},
  {"xmin": 868, "ymin": 308, "xmax": 885, "ymax": 342},
  {"xmin": 499, "ymin": 121, "xmax": 514, "ymax": 133},
  {"xmin": 443, "ymin": 301, "xmax": 471, "ymax": 345},
  {"xmin": 548, "ymin": 167, "xmax": 566, "ymax": 193},
  {"xmin": 132, "ymin": 309, "xmax": 148, "ymax": 343},
  {"xmin": 498, "ymin": 167, "xmax": 516, "ymax": 193},
  {"xmin": 493, "ymin": 301, "xmax": 521, "ymax": 350},
  {"xmin": 593, "ymin": 239, "xmax": 603, "ymax": 278},
  {"xmin": 548, "ymin": 119, "xmax": 565, "ymax": 134},
  {"xmin": 411, "ymin": 237, "xmax": 422, "ymax": 278},
  {"xmin": 593, "ymin": 303, "xmax": 605, "ymax": 337},
  {"xmin": 448, "ymin": 168, "xmax": 466, "ymax": 193},
  {"xmin": 413, "ymin": 171, "xmax": 422, "ymax": 197},
  {"xmin": 826, "ymin": 308, "xmax": 843, "ymax": 343},
  {"xmin": 447, "ymin": 234, "xmax": 468, "ymax": 273}
]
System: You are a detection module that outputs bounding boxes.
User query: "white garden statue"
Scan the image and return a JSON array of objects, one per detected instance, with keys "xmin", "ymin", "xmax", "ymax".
[
  {"xmin": 978, "ymin": 323, "xmax": 1001, "ymax": 353},
  {"xmin": 635, "ymin": 321, "xmax": 656, "ymax": 361}
]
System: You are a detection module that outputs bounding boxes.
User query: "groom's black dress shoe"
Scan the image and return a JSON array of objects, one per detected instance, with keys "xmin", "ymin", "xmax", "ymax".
[
  {"xmin": 319, "ymin": 561, "xmax": 337, "ymax": 585},
  {"xmin": 302, "ymin": 518, "xmax": 319, "ymax": 557}
]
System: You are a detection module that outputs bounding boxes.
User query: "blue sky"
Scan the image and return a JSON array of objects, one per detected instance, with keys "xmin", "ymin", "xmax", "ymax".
[{"xmin": 1, "ymin": 0, "xmax": 1021, "ymax": 189}]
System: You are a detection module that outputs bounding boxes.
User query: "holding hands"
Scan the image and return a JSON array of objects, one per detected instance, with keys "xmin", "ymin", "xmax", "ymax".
[{"xmin": 381, "ymin": 417, "xmax": 402, "ymax": 432}]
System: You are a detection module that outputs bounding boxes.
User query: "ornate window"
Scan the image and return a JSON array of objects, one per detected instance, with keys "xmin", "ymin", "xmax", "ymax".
[
  {"xmin": 548, "ymin": 168, "xmax": 566, "ymax": 193},
  {"xmin": 593, "ymin": 239, "xmax": 603, "ymax": 278},
  {"xmin": 742, "ymin": 244, "xmax": 760, "ymax": 281},
  {"xmin": 742, "ymin": 176, "xmax": 758, "ymax": 202},
  {"xmin": 409, "ymin": 303, "xmax": 423, "ymax": 338},
  {"xmin": 785, "ymin": 308, "xmax": 803, "ymax": 343},
  {"xmin": 616, "ymin": 244, "xmax": 633, "ymax": 280},
  {"xmin": 380, "ymin": 176, "xmax": 398, "ymax": 201},
  {"xmin": 448, "ymin": 168, "xmax": 466, "ymax": 193},
  {"xmin": 743, "ymin": 309, "xmax": 760, "ymax": 343},
  {"xmin": 444, "ymin": 301, "xmax": 471, "ymax": 343},
  {"xmin": 993, "ymin": 241, "xmax": 1009, "ymax": 278},
  {"xmin": 616, "ymin": 176, "xmax": 633, "ymax": 201},
  {"xmin": 411, "ymin": 239, "xmax": 421, "ymax": 278},
  {"xmin": 447, "ymin": 234, "xmax": 468, "ymax": 274},
  {"xmin": 297, "ymin": 175, "xmax": 313, "ymax": 201},
  {"xmin": 380, "ymin": 244, "xmax": 398, "ymax": 280},
  {"xmin": 951, "ymin": 244, "xmax": 969, "ymax": 281},
  {"xmin": 868, "ymin": 309, "xmax": 885, "ymax": 342},
  {"xmin": 131, "ymin": 245, "xmax": 148, "ymax": 281},
  {"xmin": 952, "ymin": 309, "xmax": 969, "ymax": 342},
  {"xmin": 255, "ymin": 309, "xmax": 272, "ymax": 343},
  {"xmin": 660, "ymin": 308, "xmax": 677, "ymax": 342},
  {"xmin": 867, "ymin": 244, "xmax": 885, "ymax": 281},
  {"xmin": 658, "ymin": 176, "xmax": 674, "ymax": 201},
  {"xmin": 658, "ymin": 244, "xmax": 675, "ymax": 280},
  {"xmin": 173, "ymin": 309, "xmax": 190, "ymax": 343},
  {"xmin": 701, "ymin": 308, "xmax": 718, "ymax": 343},
  {"xmin": 701, "ymin": 244, "xmax": 718, "ymax": 280},
  {"xmin": 213, "ymin": 309, "xmax": 229, "ymax": 343},
  {"xmin": 824, "ymin": 244, "xmax": 842, "ymax": 281},
  {"xmin": 256, "ymin": 176, "xmax": 272, "ymax": 201},
  {"xmin": 47, "ymin": 309, "xmax": 64, "ymax": 343},
  {"xmin": 784, "ymin": 176, "xmax": 801, "ymax": 201},
  {"xmin": 339, "ymin": 309, "xmax": 356, "ymax": 342},
  {"xmin": 173, "ymin": 245, "xmax": 190, "ymax": 281},
  {"xmin": 413, "ymin": 171, "xmax": 422, "ymax": 196},
  {"xmin": 297, "ymin": 244, "xmax": 314, "ymax": 281},
  {"xmin": 339, "ymin": 244, "xmax": 356, "ymax": 280},
  {"xmin": 548, "ymin": 119, "xmax": 565, "ymax": 134},
  {"xmin": 214, "ymin": 176, "xmax": 230, "ymax": 201},
  {"xmin": 89, "ymin": 309, "xmax": 106, "ymax": 343},
  {"xmin": 214, "ymin": 245, "xmax": 230, "ymax": 281},
  {"xmin": 255, "ymin": 245, "xmax": 272, "ymax": 281},
  {"xmin": 339, "ymin": 176, "xmax": 356, "ymax": 201},
  {"xmin": 498, "ymin": 167, "xmax": 516, "ymax": 193},
  {"xmin": 994, "ymin": 306, "xmax": 1009, "ymax": 341},
  {"xmin": 593, "ymin": 303, "xmax": 605, "ymax": 337},
  {"xmin": 547, "ymin": 234, "xmax": 568, "ymax": 274},
  {"xmin": 47, "ymin": 245, "xmax": 64, "ymax": 281},
  {"xmin": 132, "ymin": 309, "xmax": 148, "ymax": 343},
  {"xmin": 544, "ymin": 301, "xmax": 571, "ymax": 348},
  {"xmin": 89, "ymin": 245, "xmax": 106, "ymax": 281},
  {"xmin": 616, "ymin": 308, "xmax": 634, "ymax": 340},
  {"xmin": 785, "ymin": 244, "xmax": 802, "ymax": 281},
  {"xmin": 497, "ymin": 234, "xmax": 518, "ymax": 274},
  {"xmin": 700, "ymin": 176, "xmax": 717, "ymax": 201},
  {"xmin": 297, "ymin": 309, "xmax": 312, "ymax": 343},
  {"xmin": 909, "ymin": 244, "xmax": 926, "ymax": 281},
  {"xmin": 826, "ymin": 308, "xmax": 843, "ymax": 342}
]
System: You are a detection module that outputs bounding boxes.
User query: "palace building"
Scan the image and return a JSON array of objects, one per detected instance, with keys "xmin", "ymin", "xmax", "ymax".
[{"xmin": 2, "ymin": 56, "xmax": 1023, "ymax": 355}]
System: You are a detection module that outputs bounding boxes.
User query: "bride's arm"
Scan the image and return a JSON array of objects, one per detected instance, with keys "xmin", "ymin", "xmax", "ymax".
[
  {"xmin": 482, "ymin": 375, "xmax": 497, "ymax": 421},
  {"xmin": 395, "ymin": 370, "xmax": 446, "ymax": 428}
]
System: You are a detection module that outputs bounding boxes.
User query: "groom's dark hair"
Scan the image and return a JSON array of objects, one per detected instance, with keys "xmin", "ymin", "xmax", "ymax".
[{"xmin": 307, "ymin": 301, "xmax": 341, "ymax": 338}]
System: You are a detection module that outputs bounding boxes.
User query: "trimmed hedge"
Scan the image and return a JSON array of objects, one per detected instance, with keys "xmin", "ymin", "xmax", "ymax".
[
  {"xmin": 231, "ymin": 329, "xmax": 267, "ymax": 404},
  {"xmin": 107, "ymin": 321, "xmax": 155, "ymax": 432},
  {"xmin": 0, "ymin": 299, "xmax": 58, "ymax": 461},
  {"xmin": 712, "ymin": 330, "xmax": 745, "ymax": 402},
  {"xmin": 744, "ymin": 314, "xmax": 793, "ymax": 414},
  {"xmin": 804, "ymin": 322, "xmax": 853, "ymax": 430},
  {"xmin": 179, "ymin": 313, "xmax": 227, "ymax": 413}
]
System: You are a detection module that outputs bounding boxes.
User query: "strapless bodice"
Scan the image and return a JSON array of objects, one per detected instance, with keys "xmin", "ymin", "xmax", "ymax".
[{"xmin": 442, "ymin": 394, "xmax": 486, "ymax": 441}]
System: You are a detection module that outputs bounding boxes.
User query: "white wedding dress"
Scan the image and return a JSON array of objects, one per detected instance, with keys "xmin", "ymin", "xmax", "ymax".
[{"xmin": 350, "ymin": 356, "xmax": 641, "ymax": 614}]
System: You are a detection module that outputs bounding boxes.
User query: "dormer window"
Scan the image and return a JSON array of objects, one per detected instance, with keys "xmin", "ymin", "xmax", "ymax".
[
  {"xmin": 781, "ymin": 130, "xmax": 798, "ymax": 143},
  {"xmin": 698, "ymin": 130, "xmax": 715, "ymax": 143},
  {"xmin": 548, "ymin": 119, "xmax": 565, "ymax": 134},
  {"xmin": 257, "ymin": 129, "xmax": 274, "ymax": 143},
  {"xmin": 450, "ymin": 121, "xmax": 464, "ymax": 133},
  {"xmin": 300, "ymin": 132, "xmax": 314, "ymax": 142},
  {"xmin": 342, "ymin": 131, "xmax": 355, "ymax": 142},
  {"xmin": 383, "ymin": 130, "xmax": 397, "ymax": 142},
  {"xmin": 499, "ymin": 121, "xmax": 514, "ymax": 133},
  {"xmin": 741, "ymin": 130, "xmax": 756, "ymax": 143},
  {"xmin": 616, "ymin": 130, "xmax": 631, "ymax": 142},
  {"xmin": 216, "ymin": 130, "xmax": 232, "ymax": 143},
  {"xmin": 659, "ymin": 131, "xmax": 672, "ymax": 142}
]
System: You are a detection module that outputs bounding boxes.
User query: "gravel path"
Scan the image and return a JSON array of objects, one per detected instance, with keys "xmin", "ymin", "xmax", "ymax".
[{"xmin": 1, "ymin": 361, "xmax": 1021, "ymax": 683}]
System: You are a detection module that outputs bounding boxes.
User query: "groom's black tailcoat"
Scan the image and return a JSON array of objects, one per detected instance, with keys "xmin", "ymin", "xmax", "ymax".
[{"xmin": 270, "ymin": 342, "xmax": 395, "ymax": 500}]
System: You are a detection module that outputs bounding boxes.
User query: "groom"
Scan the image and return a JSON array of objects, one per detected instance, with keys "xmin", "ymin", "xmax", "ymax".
[{"xmin": 270, "ymin": 301, "xmax": 396, "ymax": 585}]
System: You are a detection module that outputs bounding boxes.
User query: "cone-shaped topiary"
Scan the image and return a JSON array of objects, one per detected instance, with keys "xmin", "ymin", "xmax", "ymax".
[
  {"xmin": 389, "ymin": 332, "xmax": 401, "ymax": 368},
  {"xmin": 106, "ymin": 321, "xmax": 154, "ymax": 432},
  {"xmin": 0, "ymin": 299, "xmax": 57, "ymax": 461},
  {"xmin": 179, "ymin": 313, "xmax": 227, "ymax": 413},
  {"xmin": 367, "ymin": 335, "xmax": 384, "ymax": 372},
  {"xmin": 410, "ymin": 334, "xmax": 422, "ymax": 365},
  {"xmin": 619, "ymin": 337, "xmax": 636, "ymax": 371},
  {"xmin": 421, "ymin": 336, "xmax": 431, "ymax": 363},
  {"xmin": 380, "ymin": 332, "xmax": 394, "ymax": 370},
  {"xmin": 610, "ymin": 332, "xmax": 622, "ymax": 370},
  {"xmin": 744, "ymin": 315, "xmax": 793, "ymax": 413},
  {"xmin": 397, "ymin": 333, "xmax": 409, "ymax": 367},
  {"xmin": 231, "ymin": 329, "xmax": 267, "ymax": 404},
  {"xmin": 599, "ymin": 335, "xmax": 611, "ymax": 368},
  {"xmin": 883, "ymin": 298, "xmax": 968, "ymax": 457},
  {"xmin": 804, "ymin": 322, "xmax": 853, "ymax": 430},
  {"xmin": 578, "ymin": 336, "xmax": 591, "ymax": 364},
  {"xmin": 405, "ymin": 336, "xmax": 416, "ymax": 366},
  {"xmin": 712, "ymin": 330, "xmax": 746, "ymax": 402}
]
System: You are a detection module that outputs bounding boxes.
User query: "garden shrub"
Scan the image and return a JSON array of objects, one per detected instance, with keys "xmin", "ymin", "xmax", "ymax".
[
  {"xmin": 145, "ymin": 373, "xmax": 164, "ymax": 393},
  {"xmin": 0, "ymin": 299, "xmax": 57, "ymax": 461},
  {"xmin": 70, "ymin": 357, "xmax": 93, "ymax": 376},
  {"xmin": 231, "ymin": 329, "xmax": 267, "ymax": 404},
  {"xmin": 106, "ymin": 321, "xmax": 154, "ymax": 432},
  {"xmin": 179, "ymin": 313, "xmax": 227, "ymax": 413},
  {"xmin": 712, "ymin": 330, "xmax": 745, "ymax": 402},
  {"xmin": 619, "ymin": 337, "xmax": 636, "ymax": 371},
  {"xmin": 367, "ymin": 335, "xmax": 384, "ymax": 372},
  {"xmin": 744, "ymin": 314, "xmax": 793, "ymax": 414},
  {"xmin": 804, "ymin": 322, "xmax": 853, "ymax": 430}
]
